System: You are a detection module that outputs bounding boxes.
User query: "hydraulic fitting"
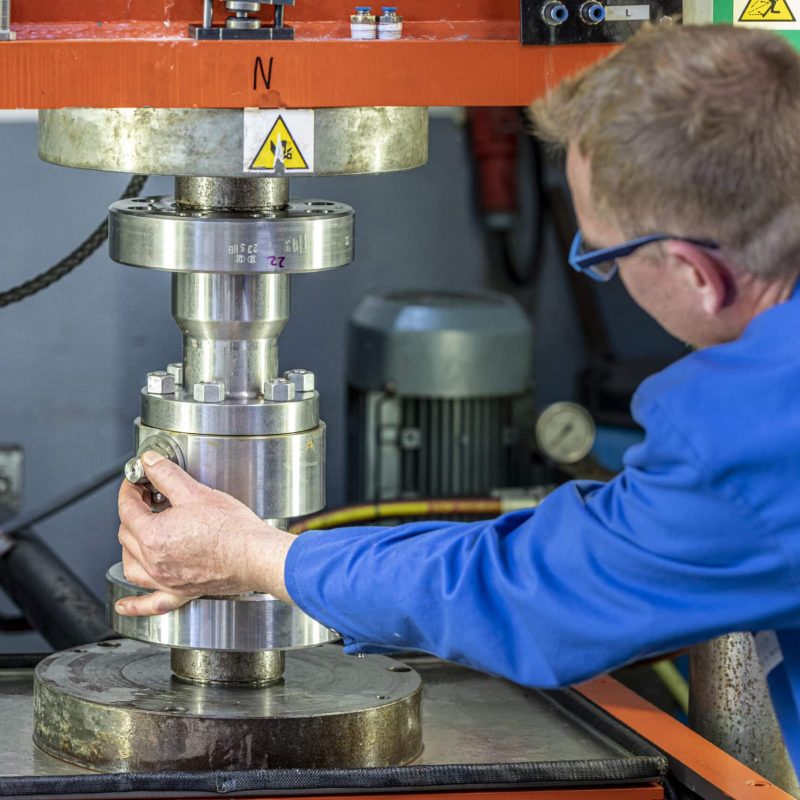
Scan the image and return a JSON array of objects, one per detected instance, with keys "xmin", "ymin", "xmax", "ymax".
[
  {"xmin": 284, "ymin": 369, "xmax": 315, "ymax": 393},
  {"xmin": 541, "ymin": 1, "xmax": 569, "ymax": 25},
  {"xmin": 378, "ymin": 6, "xmax": 403, "ymax": 39},
  {"xmin": 351, "ymin": 6, "xmax": 377, "ymax": 39},
  {"xmin": 579, "ymin": 2, "xmax": 606, "ymax": 24}
]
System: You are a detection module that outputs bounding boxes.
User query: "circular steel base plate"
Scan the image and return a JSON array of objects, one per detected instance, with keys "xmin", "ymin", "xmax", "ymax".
[{"xmin": 33, "ymin": 640, "xmax": 423, "ymax": 773}]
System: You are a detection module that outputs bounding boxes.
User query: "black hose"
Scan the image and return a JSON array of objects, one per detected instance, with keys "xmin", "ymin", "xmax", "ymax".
[
  {"xmin": 0, "ymin": 174, "xmax": 147, "ymax": 308},
  {"xmin": 0, "ymin": 653, "xmax": 48, "ymax": 669},
  {"xmin": 0, "ymin": 611, "xmax": 32, "ymax": 632},
  {"xmin": 493, "ymin": 132, "xmax": 546, "ymax": 288},
  {"xmin": 0, "ymin": 460, "xmax": 126, "ymax": 538}
]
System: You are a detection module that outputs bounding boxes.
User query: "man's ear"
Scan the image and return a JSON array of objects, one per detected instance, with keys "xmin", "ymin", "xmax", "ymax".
[{"xmin": 665, "ymin": 240, "xmax": 733, "ymax": 315}]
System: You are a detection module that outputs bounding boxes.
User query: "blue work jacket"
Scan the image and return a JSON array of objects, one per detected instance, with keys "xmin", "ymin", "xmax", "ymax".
[{"xmin": 285, "ymin": 286, "xmax": 800, "ymax": 772}]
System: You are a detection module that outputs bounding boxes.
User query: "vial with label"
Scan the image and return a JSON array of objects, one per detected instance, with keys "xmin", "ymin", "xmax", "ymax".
[
  {"xmin": 351, "ymin": 6, "xmax": 377, "ymax": 39},
  {"xmin": 378, "ymin": 6, "xmax": 403, "ymax": 39}
]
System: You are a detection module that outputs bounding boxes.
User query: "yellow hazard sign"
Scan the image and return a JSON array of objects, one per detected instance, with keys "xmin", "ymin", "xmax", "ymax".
[
  {"xmin": 738, "ymin": 0, "xmax": 795, "ymax": 22},
  {"xmin": 249, "ymin": 115, "xmax": 309, "ymax": 171}
]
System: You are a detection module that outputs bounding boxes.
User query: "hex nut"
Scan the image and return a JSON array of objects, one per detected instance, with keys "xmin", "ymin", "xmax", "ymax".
[
  {"xmin": 125, "ymin": 457, "xmax": 147, "ymax": 485},
  {"xmin": 284, "ymin": 369, "xmax": 315, "ymax": 392},
  {"xmin": 166, "ymin": 362, "xmax": 184, "ymax": 386},
  {"xmin": 264, "ymin": 378, "xmax": 296, "ymax": 402},
  {"xmin": 193, "ymin": 381, "xmax": 226, "ymax": 403},
  {"xmin": 147, "ymin": 371, "xmax": 176, "ymax": 395}
]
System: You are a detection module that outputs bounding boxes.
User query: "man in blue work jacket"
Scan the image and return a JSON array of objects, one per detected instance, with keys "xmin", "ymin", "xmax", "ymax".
[{"xmin": 115, "ymin": 24, "xmax": 800, "ymax": 773}]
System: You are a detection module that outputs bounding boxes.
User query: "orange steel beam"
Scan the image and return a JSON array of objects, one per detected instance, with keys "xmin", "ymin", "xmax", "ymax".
[
  {"xmin": 577, "ymin": 676, "xmax": 796, "ymax": 800},
  {"xmin": 0, "ymin": 1, "xmax": 616, "ymax": 108}
]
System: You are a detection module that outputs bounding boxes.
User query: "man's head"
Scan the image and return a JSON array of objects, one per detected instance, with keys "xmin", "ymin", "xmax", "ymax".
[{"xmin": 531, "ymin": 24, "xmax": 800, "ymax": 347}]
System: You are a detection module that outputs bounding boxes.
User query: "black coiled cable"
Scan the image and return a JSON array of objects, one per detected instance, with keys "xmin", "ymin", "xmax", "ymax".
[{"xmin": 0, "ymin": 174, "xmax": 148, "ymax": 308}]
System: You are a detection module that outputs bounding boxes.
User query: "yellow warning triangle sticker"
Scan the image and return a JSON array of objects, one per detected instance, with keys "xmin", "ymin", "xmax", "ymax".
[
  {"xmin": 739, "ymin": 0, "xmax": 795, "ymax": 22},
  {"xmin": 249, "ymin": 115, "xmax": 309, "ymax": 171}
]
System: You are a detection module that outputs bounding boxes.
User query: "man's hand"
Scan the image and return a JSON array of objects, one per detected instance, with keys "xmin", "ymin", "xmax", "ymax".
[{"xmin": 115, "ymin": 451, "xmax": 296, "ymax": 617}]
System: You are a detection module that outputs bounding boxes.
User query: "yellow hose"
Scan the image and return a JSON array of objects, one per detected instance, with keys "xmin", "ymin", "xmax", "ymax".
[
  {"xmin": 290, "ymin": 498, "xmax": 505, "ymax": 534},
  {"xmin": 651, "ymin": 659, "xmax": 690, "ymax": 715}
]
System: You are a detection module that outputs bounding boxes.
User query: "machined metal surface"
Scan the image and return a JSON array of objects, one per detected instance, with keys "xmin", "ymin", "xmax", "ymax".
[
  {"xmin": 348, "ymin": 290, "xmax": 534, "ymax": 398},
  {"xmin": 39, "ymin": 108, "xmax": 428, "ymax": 177},
  {"xmin": 134, "ymin": 420, "xmax": 325, "ymax": 519},
  {"xmin": 176, "ymin": 176, "xmax": 289, "ymax": 211},
  {"xmin": 5, "ymin": 657, "xmax": 660, "ymax": 782},
  {"xmin": 173, "ymin": 272, "xmax": 291, "ymax": 398},
  {"xmin": 141, "ymin": 388, "xmax": 320, "ymax": 436},
  {"xmin": 33, "ymin": 641, "xmax": 422, "ymax": 772},
  {"xmin": 170, "ymin": 648, "xmax": 286, "ymax": 686},
  {"xmin": 107, "ymin": 562, "xmax": 336, "ymax": 651},
  {"xmin": 690, "ymin": 634, "xmax": 800, "ymax": 795},
  {"xmin": 109, "ymin": 197, "xmax": 354, "ymax": 274}
]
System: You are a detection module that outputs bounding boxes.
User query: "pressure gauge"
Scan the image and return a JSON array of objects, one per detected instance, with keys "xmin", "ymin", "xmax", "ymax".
[{"xmin": 535, "ymin": 402, "xmax": 596, "ymax": 465}]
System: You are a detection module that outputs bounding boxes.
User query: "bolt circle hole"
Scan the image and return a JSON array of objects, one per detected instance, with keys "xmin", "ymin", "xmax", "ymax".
[
  {"xmin": 746, "ymin": 781, "xmax": 771, "ymax": 788},
  {"xmin": 306, "ymin": 201, "xmax": 335, "ymax": 206},
  {"xmin": 71, "ymin": 649, "xmax": 87, "ymax": 654},
  {"xmin": 376, "ymin": 695, "xmax": 389, "ymax": 700},
  {"xmin": 387, "ymin": 666, "xmax": 411, "ymax": 672},
  {"xmin": 161, "ymin": 705, "xmax": 188, "ymax": 713},
  {"xmin": 131, "ymin": 198, "xmax": 150, "ymax": 203},
  {"xmin": 97, "ymin": 641, "xmax": 122, "ymax": 648}
]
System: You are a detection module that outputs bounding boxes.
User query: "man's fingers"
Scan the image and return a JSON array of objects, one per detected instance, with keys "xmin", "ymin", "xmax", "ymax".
[
  {"xmin": 118, "ymin": 526, "xmax": 146, "ymax": 566},
  {"xmin": 118, "ymin": 480, "xmax": 152, "ymax": 527},
  {"xmin": 114, "ymin": 590, "xmax": 195, "ymax": 617},
  {"xmin": 121, "ymin": 547, "xmax": 158, "ymax": 590},
  {"xmin": 141, "ymin": 452, "xmax": 201, "ymax": 506}
]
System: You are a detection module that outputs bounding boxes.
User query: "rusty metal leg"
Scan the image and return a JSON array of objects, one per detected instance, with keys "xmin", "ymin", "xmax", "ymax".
[{"xmin": 690, "ymin": 634, "xmax": 800, "ymax": 797}]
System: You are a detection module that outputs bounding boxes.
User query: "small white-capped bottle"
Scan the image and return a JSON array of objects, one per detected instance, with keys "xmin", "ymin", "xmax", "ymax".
[
  {"xmin": 378, "ymin": 6, "xmax": 403, "ymax": 39},
  {"xmin": 351, "ymin": 6, "xmax": 377, "ymax": 39}
]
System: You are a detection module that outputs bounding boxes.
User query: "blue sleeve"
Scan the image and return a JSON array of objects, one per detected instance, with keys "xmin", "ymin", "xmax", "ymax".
[{"xmin": 285, "ymin": 398, "xmax": 800, "ymax": 688}]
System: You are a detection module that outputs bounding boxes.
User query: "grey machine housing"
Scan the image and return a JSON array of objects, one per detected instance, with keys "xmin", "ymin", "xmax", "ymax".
[{"xmin": 347, "ymin": 290, "xmax": 535, "ymax": 502}]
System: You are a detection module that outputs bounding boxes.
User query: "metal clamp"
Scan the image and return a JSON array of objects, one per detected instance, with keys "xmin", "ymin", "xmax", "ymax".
[{"xmin": 190, "ymin": 0, "xmax": 295, "ymax": 40}]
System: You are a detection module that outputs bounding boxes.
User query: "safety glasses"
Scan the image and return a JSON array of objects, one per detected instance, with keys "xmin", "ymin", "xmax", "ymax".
[{"xmin": 569, "ymin": 232, "xmax": 720, "ymax": 283}]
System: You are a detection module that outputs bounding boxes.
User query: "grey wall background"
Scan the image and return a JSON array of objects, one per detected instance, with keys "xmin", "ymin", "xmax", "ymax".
[{"xmin": 0, "ymin": 114, "xmax": 681, "ymax": 651}]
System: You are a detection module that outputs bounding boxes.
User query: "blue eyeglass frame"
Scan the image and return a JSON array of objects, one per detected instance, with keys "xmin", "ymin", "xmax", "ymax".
[{"xmin": 569, "ymin": 232, "xmax": 720, "ymax": 283}]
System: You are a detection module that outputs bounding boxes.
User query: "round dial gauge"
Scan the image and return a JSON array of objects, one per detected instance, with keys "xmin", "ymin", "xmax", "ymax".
[{"xmin": 535, "ymin": 402, "xmax": 596, "ymax": 465}]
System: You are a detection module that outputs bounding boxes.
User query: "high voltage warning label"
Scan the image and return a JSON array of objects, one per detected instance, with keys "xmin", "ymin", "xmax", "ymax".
[
  {"xmin": 244, "ymin": 109, "xmax": 315, "ymax": 174},
  {"xmin": 737, "ymin": 0, "xmax": 796, "ymax": 22}
]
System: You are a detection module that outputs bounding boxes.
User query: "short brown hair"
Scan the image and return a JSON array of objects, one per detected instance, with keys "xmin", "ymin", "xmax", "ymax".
[{"xmin": 531, "ymin": 24, "xmax": 800, "ymax": 279}]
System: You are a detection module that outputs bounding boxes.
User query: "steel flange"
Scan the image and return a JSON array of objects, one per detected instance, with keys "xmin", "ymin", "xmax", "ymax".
[
  {"xmin": 109, "ymin": 198, "xmax": 354, "ymax": 273},
  {"xmin": 107, "ymin": 563, "xmax": 336, "ymax": 651}
]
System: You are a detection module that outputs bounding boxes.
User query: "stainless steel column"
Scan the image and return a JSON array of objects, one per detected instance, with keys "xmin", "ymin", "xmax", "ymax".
[
  {"xmin": 690, "ymin": 634, "xmax": 800, "ymax": 796},
  {"xmin": 173, "ymin": 272, "xmax": 289, "ymax": 398}
]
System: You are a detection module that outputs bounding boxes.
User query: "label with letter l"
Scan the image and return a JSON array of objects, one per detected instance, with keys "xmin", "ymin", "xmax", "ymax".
[
  {"xmin": 604, "ymin": 5, "xmax": 651, "ymax": 21},
  {"xmin": 244, "ymin": 109, "xmax": 315, "ymax": 174}
]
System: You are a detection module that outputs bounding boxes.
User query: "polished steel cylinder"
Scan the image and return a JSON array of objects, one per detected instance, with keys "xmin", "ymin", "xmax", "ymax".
[
  {"xmin": 171, "ymin": 648, "xmax": 286, "ymax": 686},
  {"xmin": 173, "ymin": 272, "xmax": 290, "ymax": 399},
  {"xmin": 134, "ymin": 420, "xmax": 325, "ymax": 519},
  {"xmin": 175, "ymin": 176, "xmax": 289, "ymax": 211}
]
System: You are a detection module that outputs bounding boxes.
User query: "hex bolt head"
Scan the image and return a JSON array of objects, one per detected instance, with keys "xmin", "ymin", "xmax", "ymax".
[
  {"xmin": 124, "ymin": 457, "xmax": 147, "ymax": 485},
  {"xmin": 193, "ymin": 380, "xmax": 226, "ymax": 403},
  {"xmin": 264, "ymin": 378, "xmax": 296, "ymax": 402},
  {"xmin": 147, "ymin": 371, "xmax": 176, "ymax": 395},
  {"xmin": 166, "ymin": 362, "xmax": 184, "ymax": 386},
  {"xmin": 284, "ymin": 368, "xmax": 315, "ymax": 393}
]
